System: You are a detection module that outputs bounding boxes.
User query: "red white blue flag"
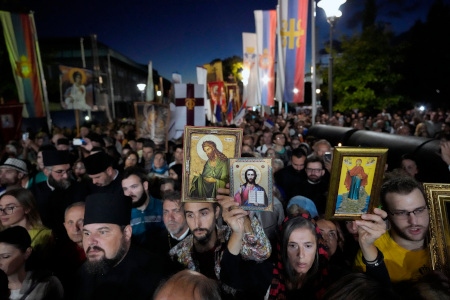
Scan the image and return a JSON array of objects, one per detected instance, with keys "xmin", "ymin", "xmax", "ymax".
[
  {"xmin": 255, "ymin": 10, "xmax": 276, "ymax": 107},
  {"xmin": 0, "ymin": 11, "xmax": 45, "ymax": 117},
  {"xmin": 276, "ymin": 0, "xmax": 309, "ymax": 103}
]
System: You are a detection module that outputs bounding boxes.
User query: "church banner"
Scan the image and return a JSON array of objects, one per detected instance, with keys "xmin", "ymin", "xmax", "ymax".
[
  {"xmin": 59, "ymin": 65, "xmax": 94, "ymax": 110},
  {"xmin": 242, "ymin": 32, "xmax": 259, "ymax": 107},
  {"xmin": 203, "ymin": 61, "xmax": 224, "ymax": 83},
  {"xmin": 0, "ymin": 11, "xmax": 45, "ymax": 117},
  {"xmin": 255, "ymin": 10, "xmax": 276, "ymax": 107},
  {"xmin": 276, "ymin": 0, "xmax": 309, "ymax": 103},
  {"xmin": 170, "ymin": 83, "xmax": 205, "ymax": 140}
]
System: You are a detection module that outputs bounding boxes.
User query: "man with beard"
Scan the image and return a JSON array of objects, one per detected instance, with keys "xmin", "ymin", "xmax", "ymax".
[
  {"xmin": 31, "ymin": 150, "xmax": 79, "ymax": 240},
  {"xmin": 169, "ymin": 190, "xmax": 273, "ymax": 299},
  {"xmin": 75, "ymin": 193, "xmax": 166, "ymax": 300},
  {"xmin": 234, "ymin": 168, "xmax": 268, "ymax": 207},
  {"xmin": 295, "ymin": 155, "xmax": 330, "ymax": 214},
  {"xmin": 274, "ymin": 147, "xmax": 307, "ymax": 203},
  {"xmin": 121, "ymin": 166, "xmax": 165, "ymax": 252},
  {"xmin": 0, "ymin": 158, "xmax": 28, "ymax": 196},
  {"xmin": 354, "ymin": 176, "xmax": 431, "ymax": 282},
  {"xmin": 189, "ymin": 140, "xmax": 229, "ymax": 200}
]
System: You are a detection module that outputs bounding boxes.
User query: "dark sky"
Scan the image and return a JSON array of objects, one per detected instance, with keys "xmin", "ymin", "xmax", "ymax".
[{"xmin": 21, "ymin": 0, "xmax": 446, "ymax": 84}]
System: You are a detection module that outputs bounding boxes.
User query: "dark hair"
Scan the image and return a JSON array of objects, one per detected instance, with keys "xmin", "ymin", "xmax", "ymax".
[
  {"xmin": 0, "ymin": 226, "xmax": 31, "ymax": 252},
  {"xmin": 305, "ymin": 155, "xmax": 325, "ymax": 170},
  {"xmin": 143, "ymin": 139, "xmax": 156, "ymax": 149},
  {"xmin": 291, "ymin": 147, "xmax": 307, "ymax": 159},
  {"xmin": 281, "ymin": 216, "xmax": 319, "ymax": 286},
  {"xmin": 322, "ymin": 272, "xmax": 400, "ymax": 300},
  {"xmin": 72, "ymin": 71, "xmax": 82, "ymax": 80},
  {"xmin": 1, "ymin": 188, "xmax": 44, "ymax": 229},
  {"xmin": 162, "ymin": 190, "xmax": 182, "ymax": 202},
  {"xmin": 122, "ymin": 166, "xmax": 149, "ymax": 183},
  {"xmin": 380, "ymin": 176, "xmax": 425, "ymax": 211}
]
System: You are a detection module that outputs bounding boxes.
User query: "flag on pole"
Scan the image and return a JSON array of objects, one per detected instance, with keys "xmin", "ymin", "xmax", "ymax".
[
  {"xmin": 172, "ymin": 72, "xmax": 182, "ymax": 84},
  {"xmin": 146, "ymin": 61, "xmax": 154, "ymax": 101},
  {"xmin": 233, "ymin": 99, "xmax": 248, "ymax": 126},
  {"xmin": 242, "ymin": 32, "xmax": 259, "ymax": 107},
  {"xmin": 276, "ymin": 0, "xmax": 309, "ymax": 103},
  {"xmin": 0, "ymin": 11, "xmax": 45, "ymax": 117},
  {"xmin": 255, "ymin": 10, "xmax": 276, "ymax": 107},
  {"xmin": 197, "ymin": 66, "xmax": 210, "ymax": 121},
  {"xmin": 226, "ymin": 96, "xmax": 233, "ymax": 125},
  {"xmin": 215, "ymin": 103, "xmax": 222, "ymax": 123}
]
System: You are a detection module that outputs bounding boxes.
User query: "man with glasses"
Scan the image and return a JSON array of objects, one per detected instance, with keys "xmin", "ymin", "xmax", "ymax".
[
  {"xmin": 31, "ymin": 150, "xmax": 79, "ymax": 240},
  {"xmin": 295, "ymin": 155, "xmax": 330, "ymax": 214},
  {"xmin": 354, "ymin": 176, "xmax": 431, "ymax": 282}
]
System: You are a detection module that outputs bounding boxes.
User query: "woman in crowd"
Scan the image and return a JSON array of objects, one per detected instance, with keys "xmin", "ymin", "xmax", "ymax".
[
  {"xmin": 0, "ymin": 188, "xmax": 53, "ymax": 270},
  {"xmin": 149, "ymin": 151, "xmax": 169, "ymax": 178},
  {"xmin": 0, "ymin": 226, "xmax": 63, "ymax": 299},
  {"xmin": 269, "ymin": 208, "xmax": 390, "ymax": 299},
  {"xmin": 122, "ymin": 150, "xmax": 139, "ymax": 170}
]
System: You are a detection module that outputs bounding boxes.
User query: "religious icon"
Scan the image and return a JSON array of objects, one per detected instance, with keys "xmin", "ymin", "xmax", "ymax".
[
  {"xmin": 229, "ymin": 158, "xmax": 273, "ymax": 212},
  {"xmin": 182, "ymin": 126, "xmax": 242, "ymax": 202}
]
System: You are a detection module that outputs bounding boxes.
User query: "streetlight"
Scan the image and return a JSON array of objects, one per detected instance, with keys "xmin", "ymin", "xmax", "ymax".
[
  {"xmin": 137, "ymin": 83, "xmax": 146, "ymax": 101},
  {"xmin": 318, "ymin": 0, "xmax": 346, "ymax": 119}
]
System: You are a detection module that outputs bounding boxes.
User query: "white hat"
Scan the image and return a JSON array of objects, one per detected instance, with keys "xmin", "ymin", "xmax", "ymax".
[{"xmin": 0, "ymin": 158, "xmax": 28, "ymax": 174}]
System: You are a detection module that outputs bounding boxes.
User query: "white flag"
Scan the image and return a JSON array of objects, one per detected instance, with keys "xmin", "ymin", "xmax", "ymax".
[
  {"xmin": 242, "ymin": 32, "xmax": 260, "ymax": 107},
  {"xmin": 146, "ymin": 61, "xmax": 154, "ymax": 101},
  {"xmin": 172, "ymin": 72, "xmax": 182, "ymax": 84}
]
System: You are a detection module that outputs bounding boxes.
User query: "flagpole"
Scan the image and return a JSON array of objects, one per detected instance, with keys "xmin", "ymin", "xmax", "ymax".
[
  {"xmin": 311, "ymin": 0, "xmax": 317, "ymax": 125},
  {"xmin": 107, "ymin": 51, "xmax": 115, "ymax": 119},
  {"xmin": 30, "ymin": 12, "xmax": 52, "ymax": 132}
]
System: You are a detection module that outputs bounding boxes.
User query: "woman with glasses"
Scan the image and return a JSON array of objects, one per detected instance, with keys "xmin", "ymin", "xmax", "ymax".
[
  {"xmin": 0, "ymin": 226, "xmax": 63, "ymax": 299},
  {"xmin": 0, "ymin": 188, "xmax": 53, "ymax": 271}
]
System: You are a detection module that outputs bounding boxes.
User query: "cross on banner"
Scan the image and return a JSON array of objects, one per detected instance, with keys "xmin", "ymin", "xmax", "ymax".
[{"xmin": 174, "ymin": 84, "xmax": 204, "ymax": 125}]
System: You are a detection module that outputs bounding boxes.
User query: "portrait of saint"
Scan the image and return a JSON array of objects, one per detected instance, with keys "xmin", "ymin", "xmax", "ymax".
[{"xmin": 189, "ymin": 139, "xmax": 229, "ymax": 200}]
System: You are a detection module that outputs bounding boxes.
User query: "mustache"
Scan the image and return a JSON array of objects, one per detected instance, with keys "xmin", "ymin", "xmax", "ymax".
[
  {"xmin": 86, "ymin": 246, "xmax": 105, "ymax": 253},
  {"xmin": 193, "ymin": 228, "xmax": 208, "ymax": 233}
]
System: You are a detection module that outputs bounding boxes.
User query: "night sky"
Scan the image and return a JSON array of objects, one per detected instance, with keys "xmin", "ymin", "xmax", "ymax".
[{"xmin": 20, "ymin": 0, "xmax": 447, "ymax": 83}]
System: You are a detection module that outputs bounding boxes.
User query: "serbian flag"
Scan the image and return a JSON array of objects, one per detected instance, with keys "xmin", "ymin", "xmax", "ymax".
[
  {"xmin": 255, "ymin": 10, "xmax": 276, "ymax": 107},
  {"xmin": 233, "ymin": 99, "xmax": 247, "ymax": 125},
  {"xmin": 215, "ymin": 103, "xmax": 222, "ymax": 123},
  {"xmin": 242, "ymin": 32, "xmax": 259, "ymax": 107},
  {"xmin": 0, "ymin": 11, "xmax": 45, "ymax": 117},
  {"xmin": 276, "ymin": 0, "xmax": 309, "ymax": 103}
]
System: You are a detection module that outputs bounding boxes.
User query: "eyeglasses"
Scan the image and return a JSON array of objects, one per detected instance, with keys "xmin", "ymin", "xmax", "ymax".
[
  {"xmin": 0, "ymin": 206, "xmax": 21, "ymax": 215},
  {"xmin": 305, "ymin": 168, "xmax": 323, "ymax": 173},
  {"xmin": 49, "ymin": 168, "xmax": 71, "ymax": 176},
  {"xmin": 388, "ymin": 206, "xmax": 428, "ymax": 219}
]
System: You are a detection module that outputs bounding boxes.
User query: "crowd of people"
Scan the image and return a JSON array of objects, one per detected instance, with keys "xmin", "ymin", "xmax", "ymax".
[{"xmin": 0, "ymin": 106, "xmax": 449, "ymax": 299}]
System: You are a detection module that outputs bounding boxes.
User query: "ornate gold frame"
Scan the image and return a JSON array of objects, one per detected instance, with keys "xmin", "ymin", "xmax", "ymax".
[
  {"xmin": 423, "ymin": 183, "xmax": 450, "ymax": 277},
  {"xmin": 325, "ymin": 147, "xmax": 388, "ymax": 220},
  {"xmin": 182, "ymin": 126, "xmax": 243, "ymax": 202}
]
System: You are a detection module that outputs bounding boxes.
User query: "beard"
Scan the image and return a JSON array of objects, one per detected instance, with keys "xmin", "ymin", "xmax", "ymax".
[
  {"xmin": 48, "ymin": 174, "xmax": 71, "ymax": 190},
  {"xmin": 390, "ymin": 220, "xmax": 428, "ymax": 242},
  {"xmin": 131, "ymin": 191, "xmax": 148, "ymax": 208},
  {"xmin": 85, "ymin": 237, "xmax": 128, "ymax": 275},
  {"xmin": 192, "ymin": 227, "xmax": 214, "ymax": 245},
  {"xmin": 206, "ymin": 151, "xmax": 216, "ymax": 160}
]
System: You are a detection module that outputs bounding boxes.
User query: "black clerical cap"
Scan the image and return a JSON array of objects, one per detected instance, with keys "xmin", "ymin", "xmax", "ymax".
[
  {"xmin": 42, "ymin": 150, "xmax": 71, "ymax": 167},
  {"xmin": 83, "ymin": 151, "xmax": 113, "ymax": 175},
  {"xmin": 84, "ymin": 193, "xmax": 131, "ymax": 226}
]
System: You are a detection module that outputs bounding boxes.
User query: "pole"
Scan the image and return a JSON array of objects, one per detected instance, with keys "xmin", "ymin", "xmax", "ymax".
[
  {"xmin": 107, "ymin": 52, "xmax": 116, "ymax": 119},
  {"xmin": 328, "ymin": 21, "xmax": 334, "ymax": 119},
  {"xmin": 311, "ymin": 0, "xmax": 317, "ymax": 125},
  {"xmin": 80, "ymin": 38, "xmax": 86, "ymax": 68}
]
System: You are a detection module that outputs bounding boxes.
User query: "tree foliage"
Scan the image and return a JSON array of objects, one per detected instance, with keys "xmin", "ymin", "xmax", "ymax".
[{"xmin": 329, "ymin": 26, "xmax": 404, "ymax": 112}]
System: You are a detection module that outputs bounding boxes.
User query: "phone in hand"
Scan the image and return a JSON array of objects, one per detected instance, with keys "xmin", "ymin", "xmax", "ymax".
[
  {"xmin": 72, "ymin": 138, "xmax": 86, "ymax": 146},
  {"xmin": 22, "ymin": 132, "xmax": 29, "ymax": 141},
  {"xmin": 324, "ymin": 152, "xmax": 332, "ymax": 162}
]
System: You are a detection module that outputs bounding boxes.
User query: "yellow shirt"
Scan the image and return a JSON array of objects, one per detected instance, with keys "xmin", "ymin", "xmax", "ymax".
[{"xmin": 354, "ymin": 231, "xmax": 430, "ymax": 282}]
